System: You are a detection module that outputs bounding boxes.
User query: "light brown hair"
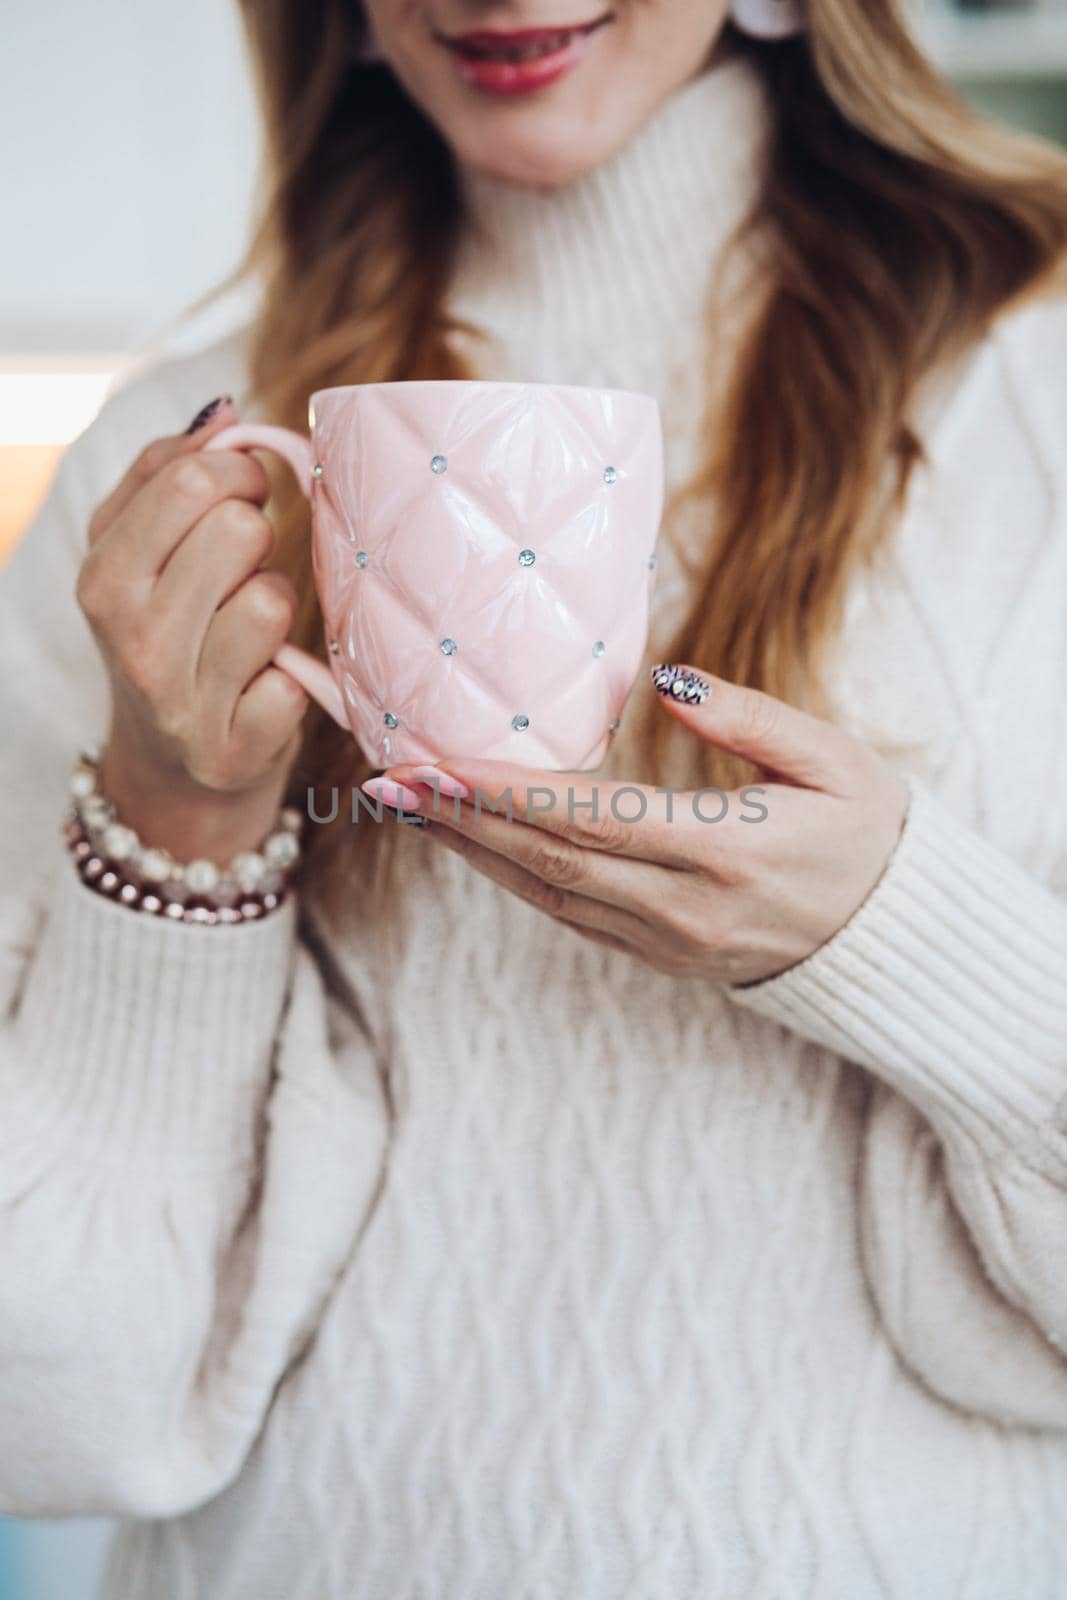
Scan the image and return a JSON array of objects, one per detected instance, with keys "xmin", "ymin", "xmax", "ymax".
[{"xmin": 231, "ymin": 0, "xmax": 1067, "ymax": 886}]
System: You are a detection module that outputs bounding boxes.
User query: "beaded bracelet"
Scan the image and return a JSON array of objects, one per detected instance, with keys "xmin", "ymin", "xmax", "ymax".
[{"xmin": 63, "ymin": 749, "xmax": 304, "ymax": 925}]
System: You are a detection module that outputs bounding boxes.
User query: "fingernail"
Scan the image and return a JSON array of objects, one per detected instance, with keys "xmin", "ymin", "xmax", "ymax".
[
  {"xmin": 650, "ymin": 664, "xmax": 710, "ymax": 705},
  {"xmin": 408, "ymin": 764, "xmax": 469, "ymax": 799},
  {"xmin": 185, "ymin": 395, "xmax": 233, "ymax": 435},
  {"xmin": 361, "ymin": 776, "xmax": 423, "ymax": 811}
]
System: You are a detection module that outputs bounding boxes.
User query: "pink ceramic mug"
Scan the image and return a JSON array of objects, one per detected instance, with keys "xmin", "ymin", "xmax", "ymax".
[{"xmin": 207, "ymin": 380, "xmax": 663, "ymax": 770}]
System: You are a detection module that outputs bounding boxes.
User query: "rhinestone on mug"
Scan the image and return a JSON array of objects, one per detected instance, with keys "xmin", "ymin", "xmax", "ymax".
[
  {"xmin": 592, "ymin": 640, "xmax": 605, "ymax": 658},
  {"xmin": 383, "ymin": 711, "xmax": 399, "ymax": 729},
  {"xmin": 328, "ymin": 640, "xmax": 340, "ymax": 654},
  {"xmin": 312, "ymin": 463, "xmax": 324, "ymax": 480},
  {"xmin": 609, "ymin": 717, "xmax": 621, "ymax": 733},
  {"xmin": 440, "ymin": 637, "xmax": 458, "ymax": 656},
  {"xmin": 355, "ymin": 550, "xmax": 369, "ymax": 568},
  {"xmin": 603, "ymin": 466, "xmax": 617, "ymax": 485},
  {"xmin": 430, "ymin": 454, "xmax": 448, "ymax": 474},
  {"xmin": 518, "ymin": 548, "xmax": 536, "ymax": 567},
  {"xmin": 512, "ymin": 714, "xmax": 530, "ymax": 732}
]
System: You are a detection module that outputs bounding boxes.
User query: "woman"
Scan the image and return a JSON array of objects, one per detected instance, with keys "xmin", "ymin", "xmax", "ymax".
[{"xmin": 1, "ymin": 0, "xmax": 1066, "ymax": 1593}]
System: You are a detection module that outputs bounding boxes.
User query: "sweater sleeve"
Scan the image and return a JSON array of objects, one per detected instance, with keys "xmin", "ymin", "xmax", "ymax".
[
  {"xmin": 0, "ymin": 390, "xmax": 389, "ymax": 1516},
  {"xmin": 727, "ymin": 776, "xmax": 1067, "ymax": 1428}
]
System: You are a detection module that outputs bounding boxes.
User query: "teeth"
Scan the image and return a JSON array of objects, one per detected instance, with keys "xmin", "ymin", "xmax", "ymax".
[{"xmin": 466, "ymin": 29, "xmax": 574, "ymax": 61}]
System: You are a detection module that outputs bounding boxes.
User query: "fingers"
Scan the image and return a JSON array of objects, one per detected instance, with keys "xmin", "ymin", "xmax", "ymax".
[
  {"xmin": 153, "ymin": 495, "xmax": 276, "ymax": 646},
  {"xmin": 75, "ymin": 395, "xmax": 315, "ymax": 809},
  {"xmin": 420, "ymin": 794, "xmax": 668, "ymax": 920},
  {"xmin": 198, "ymin": 571, "xmax": 300, "ymax": 708},
  {"xmin": 121, "ymin": 448, "xmax": 272, "ymax": 581},
  {"xmin": 552, "ymin": 921, "xmax": 640, "ymax": 960},
  {"xmin": 79, "ymin": 451, "xmax": 273, "ymax": 628},
  {"xmin": 218, "ymin": 667, "xmax": 309, "ymax": 782},
  {"xmin": 384, "ymin": 757, "xmax": 692, "ymax": 867},
  {"xmin": 424, "ymin": 817, "xmax": 654, "ymax": 947},
  {"xmin": 75, "ymin": 453, "xmax": 277, "ymax": 695},
  {"xmin": 650, "ymin": 663, "xmax": 871, "ymax": 796},
  {"xmin": 87, "ymin": 395, "xmax": 240, "ymax": 547}
]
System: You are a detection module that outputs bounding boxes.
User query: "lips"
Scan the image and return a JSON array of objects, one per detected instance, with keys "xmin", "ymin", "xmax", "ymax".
[
  {"xmin": 442, "ymin": 16, "xmax": 610, "ymax": 61},
  {"xmin": 436, "ymin": 13, "xmax": 613, "ymax": 95}
]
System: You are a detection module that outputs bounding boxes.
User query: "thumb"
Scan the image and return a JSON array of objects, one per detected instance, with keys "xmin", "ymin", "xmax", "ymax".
[{"xmin": 649, "ymin": 663, "xmax": 863, "ymax": 794}]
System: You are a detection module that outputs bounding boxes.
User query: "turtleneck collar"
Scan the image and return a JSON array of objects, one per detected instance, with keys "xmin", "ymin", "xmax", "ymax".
[{"xmin": 447, "ymin": 50, "xmax": 771, "ymax": 364}]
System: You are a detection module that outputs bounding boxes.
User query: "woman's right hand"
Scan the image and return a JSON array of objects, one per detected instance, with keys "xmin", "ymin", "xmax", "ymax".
[{"xmin": 75, "ymin": 397, "xmax": 311, "ymax": 865}]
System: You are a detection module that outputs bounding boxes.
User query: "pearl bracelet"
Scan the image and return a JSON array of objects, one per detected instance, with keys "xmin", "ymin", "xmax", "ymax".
[{"xmin": 63, "ymin": 749, "xmax": 304, "ymax": 925}]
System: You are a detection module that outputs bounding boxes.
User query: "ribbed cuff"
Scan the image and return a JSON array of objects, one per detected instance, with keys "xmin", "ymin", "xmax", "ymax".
[
  {"xmin": 728, "ymin": 779, "xmax": 1067, "ymax": 1169},
  {"xmin": 8, "ymin": 858, "xmax": 298, "ymax": 1174}
]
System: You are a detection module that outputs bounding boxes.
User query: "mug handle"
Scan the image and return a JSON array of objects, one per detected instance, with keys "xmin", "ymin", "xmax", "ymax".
[{"xmin": 204, "ymin": 423, "xmax": 349, "ymax": 729}]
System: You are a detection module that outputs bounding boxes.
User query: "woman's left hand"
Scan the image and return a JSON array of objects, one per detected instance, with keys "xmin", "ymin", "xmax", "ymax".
[{"xmin": 369, "ymin": 665, "xmax": 910, "ymax": 986}]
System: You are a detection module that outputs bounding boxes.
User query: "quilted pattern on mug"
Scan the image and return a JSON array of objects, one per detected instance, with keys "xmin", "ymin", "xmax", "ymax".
[{"xmin": 310, "ymin": 382, "xmax": 663, "ymax": 769}]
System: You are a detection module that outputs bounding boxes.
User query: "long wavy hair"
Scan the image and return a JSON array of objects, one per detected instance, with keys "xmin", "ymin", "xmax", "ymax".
[{"xmin": 231, "ymin": 0, "xmax": 1067, "ymax": 892}]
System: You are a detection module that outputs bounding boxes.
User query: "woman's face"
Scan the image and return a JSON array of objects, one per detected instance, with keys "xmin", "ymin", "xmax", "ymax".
[{"xmin": 360, "ymin": 0, "xmax": 732, "ymax": 186}]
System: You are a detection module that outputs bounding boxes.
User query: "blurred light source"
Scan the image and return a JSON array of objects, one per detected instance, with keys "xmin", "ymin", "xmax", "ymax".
[
  {"xmin": 0, "ymin": 444, "xmax": 63, "ymax": 563},
  {"xmin": 0, "ymin": 360, "xmax": 127, "ymax": 561}
]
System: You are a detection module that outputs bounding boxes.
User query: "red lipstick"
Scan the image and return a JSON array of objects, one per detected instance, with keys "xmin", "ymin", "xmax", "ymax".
[{"xmin": 437, "ymin": 14, "xmax": 613, "ymax": 97}]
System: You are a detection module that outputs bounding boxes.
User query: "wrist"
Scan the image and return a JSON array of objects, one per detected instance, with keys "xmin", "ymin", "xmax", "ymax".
[{"xmin": 97, "ymin": 736, "xmax": 288, "ymax": 865}]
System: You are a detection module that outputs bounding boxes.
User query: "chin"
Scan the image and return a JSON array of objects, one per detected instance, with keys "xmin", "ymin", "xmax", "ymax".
[{"xmin": 453, "ymin": 116, "xmax": 625, "ymax": 190}]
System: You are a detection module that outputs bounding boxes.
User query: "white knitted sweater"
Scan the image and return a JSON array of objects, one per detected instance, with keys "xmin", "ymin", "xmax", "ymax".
[{"xmin": 2, "ymin": 55, "xmax": 1067, "ymax": 1600}]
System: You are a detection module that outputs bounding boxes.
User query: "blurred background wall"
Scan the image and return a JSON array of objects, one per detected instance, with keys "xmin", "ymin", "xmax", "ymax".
[
  {"xmin": 0, "ymin": 1, "xmax": 259, "ymax": 567},
  {"xmin": 0, "ymin": 0, "xmax": 1065, "ymax": 1595}
]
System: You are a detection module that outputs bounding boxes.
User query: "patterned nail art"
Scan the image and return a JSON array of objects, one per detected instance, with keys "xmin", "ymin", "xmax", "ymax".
[
  {"xmin": 650, "ymin": 663, "xmax": 711, "ymax": 705},
  {"xmin": 185, "ymin": 395, "xmax": 232, "ymax": 435}
]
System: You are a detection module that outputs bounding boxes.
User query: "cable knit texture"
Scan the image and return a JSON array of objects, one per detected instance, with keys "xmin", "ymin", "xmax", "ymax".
[{"xmin": 2, "ymin": 54, "xmax": 1067, "ymax": 1599}]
